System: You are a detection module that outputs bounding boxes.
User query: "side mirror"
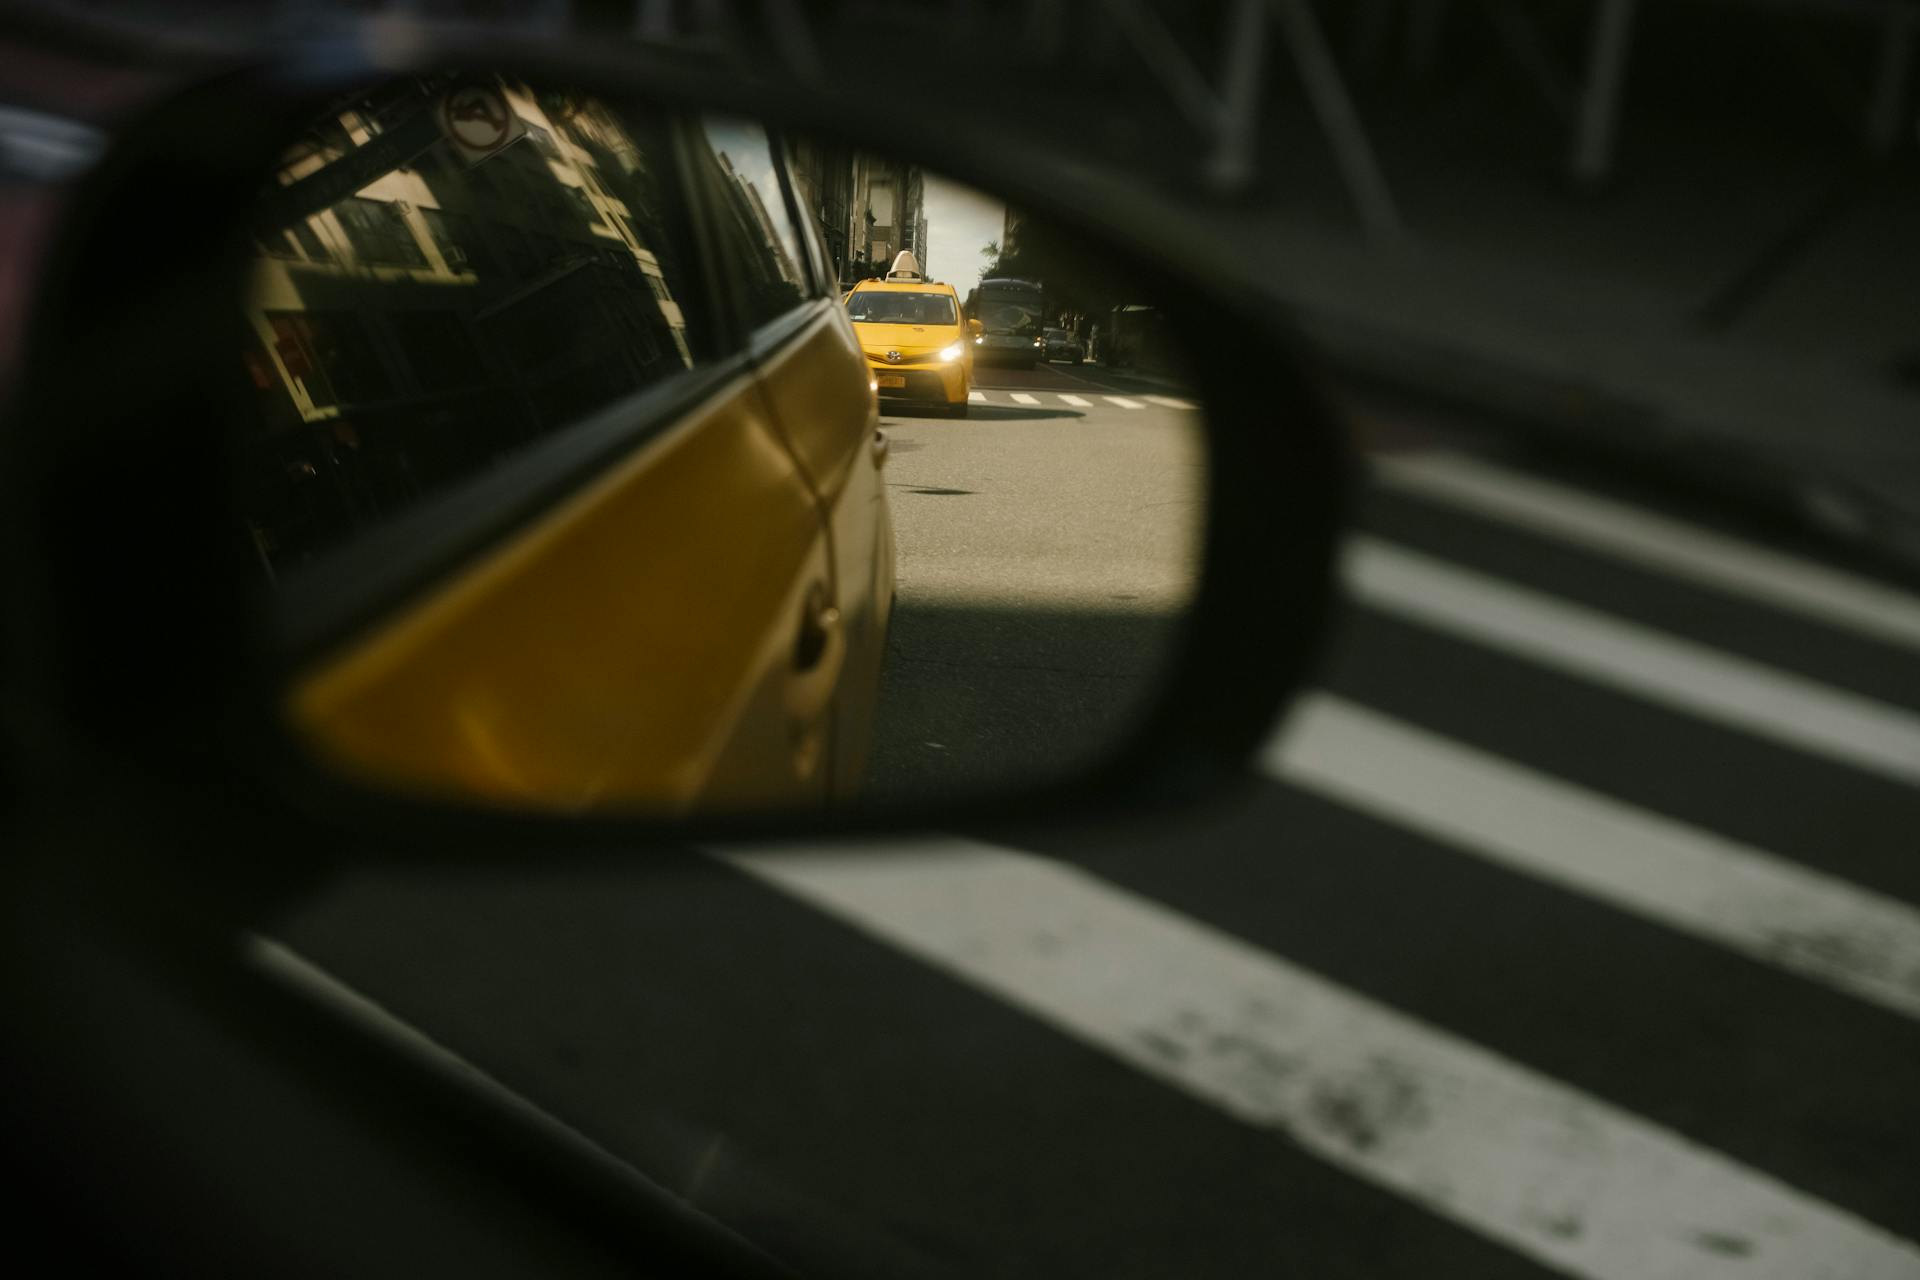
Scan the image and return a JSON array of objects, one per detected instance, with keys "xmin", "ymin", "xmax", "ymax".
[{"xmin": 5, "ymin": 39, "xmax": 1351, "ymax": 851}]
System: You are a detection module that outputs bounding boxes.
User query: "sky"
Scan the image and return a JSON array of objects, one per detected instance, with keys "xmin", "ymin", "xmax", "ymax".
[{"xmin": 919, "ymin": 171, "xmax": 1004, "ymax": 297}]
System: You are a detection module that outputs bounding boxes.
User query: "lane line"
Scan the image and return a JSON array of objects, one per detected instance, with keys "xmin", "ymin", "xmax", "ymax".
[
  {"xmin": 1057, "ymin": 394, "xmax": 1092, "ymax": 407},
  {"xmin": 967, "ymin": 391, "xmax": 987, "ymax": 403},
  {"xmin": 1143, "ymin": 395, "xmax": 1198, "ymax": 410},
  {"xmin": 1269, "ymin": 694, "xmax": 1920, "ymax": 1021},
  {"xmin": 1102, "ymin": 395, "xmax": 1145, "ymax": 409},
  {"xmin": 1009, "ymin": 392, "xmax": 1041, "ymax": 405},
  {"xmin": 724, "ymin": 840, "xmax": 1920, "ymax": 1280},
  {"xmin": 1378, "ymin": 452, "xmax": 1920, "ymax": 651},
  {"xmin": 1346, "ymin": 538, "xmax": 1920, "ymax": 788}
]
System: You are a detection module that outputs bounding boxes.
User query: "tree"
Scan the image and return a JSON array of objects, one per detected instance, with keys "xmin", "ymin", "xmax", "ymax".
[{"xmin": 980, "ymin": 212, "xmax": 1145, "ymax": 332}]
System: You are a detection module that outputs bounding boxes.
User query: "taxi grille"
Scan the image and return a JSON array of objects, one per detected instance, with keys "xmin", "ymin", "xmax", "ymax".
[{"xmin": 863, "ymin": 351, "xmax": 943, "ymax": 368}]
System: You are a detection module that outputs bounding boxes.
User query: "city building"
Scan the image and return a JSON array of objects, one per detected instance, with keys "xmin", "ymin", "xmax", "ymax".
[
  {"xmin": 242, "ymin": 76, "xmax": 696, "ymax": 568},
  {"xmin": 788, "ymin": 141, "xmax": 926, "ymax": 288}
]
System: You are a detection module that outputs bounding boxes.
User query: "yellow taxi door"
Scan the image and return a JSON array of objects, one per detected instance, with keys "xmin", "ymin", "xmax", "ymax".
[
  {"xmin": 270, "ymin": 89, "xmax": 840, "ymax": 815},
  {"xmin": 751, "ymin": 302, "xmax": 893, "ymax": 799},
  {"xmin": 695, "ymin": 119, "xmax": 894, "ymax": 803},
  {"xmin": 288, "ymin": 370, "xmax": 836, "ymax": 814}
]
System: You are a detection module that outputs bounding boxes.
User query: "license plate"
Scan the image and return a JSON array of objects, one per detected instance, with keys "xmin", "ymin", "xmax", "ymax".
[{"xmin": 876, "ymin": 374, "xmax": 906, "ymax": 388}]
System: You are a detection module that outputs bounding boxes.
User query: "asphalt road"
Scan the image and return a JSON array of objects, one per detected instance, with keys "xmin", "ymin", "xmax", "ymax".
[
  {"xmin": 863, "ymin": 359, "xmax": 1205, "ymax": 801},
  {"xmin": 269, "ymin": 367, "xmax": 1920, "ymax": 1279}
]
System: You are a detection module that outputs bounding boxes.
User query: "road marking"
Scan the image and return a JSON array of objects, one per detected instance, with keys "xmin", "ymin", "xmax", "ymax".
[
  {"xmin": 1377, "ymin": 452, "xmax": 1920, "ymax": 652},
  {"xmin": 1102, "ymin": 395, "xmax": 1145, "ymax": 409},
  {"xmin": 1058, "ymin": 394, "xmax": 1092, "ymax": 407},
  {"xmin": 968, "ymin": 391, "xmax": 987, "ymax": 403},
  {"xmin": 1346, "ymin": 538, "xmax": 1920, "ymax": 788},
  {"xmin": 1009, "ymin": 392, "xmax": 1041, "ymax": 405},
  {"xmin": 1143, "ymin": 395, "xmax": 1198, "ymax": 410},
  {"xmin": 1270, "ymin": 694, "xmax": 1920, "ymax": 1021},
  {"xmin": 724, "ymin": 840, "xmax": 1920, "ymax": 1280}
]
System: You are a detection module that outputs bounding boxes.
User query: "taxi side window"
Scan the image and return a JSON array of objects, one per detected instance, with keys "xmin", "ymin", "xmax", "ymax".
[
  {"xmin": 242, "ymin": 78, "xmax": 710, "ymax": 577},
  {"xmin": 690, "ymin": 116, "xmax": 814, "ymax": 329}
]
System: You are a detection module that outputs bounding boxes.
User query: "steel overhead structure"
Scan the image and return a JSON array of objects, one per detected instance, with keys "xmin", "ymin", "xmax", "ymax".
[{"xmin": 6, "ymin": 0, "xmax": 1406, "ymax": 236}]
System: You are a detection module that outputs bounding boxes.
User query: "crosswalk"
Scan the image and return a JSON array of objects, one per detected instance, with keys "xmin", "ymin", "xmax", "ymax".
[
  {"xmin": 729, "ymin": 447, "xmax": 1920, "ymax": 1276},
  {"xmin": 963, "ymin": 388, "xmax": 1198, "ymax": 411},
  {"xmin": 266, "ymin": 444, "xmax": 1920, "ymax": 1275}
]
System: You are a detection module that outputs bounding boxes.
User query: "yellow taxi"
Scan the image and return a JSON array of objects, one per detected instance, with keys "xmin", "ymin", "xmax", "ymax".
[
  {"xmin": 235, "ymin": 83, "xmax": 894, "ymax": 816},
  {"xmin": 844, "ymin": 252, "xmax": 977, "ymax": 417}
]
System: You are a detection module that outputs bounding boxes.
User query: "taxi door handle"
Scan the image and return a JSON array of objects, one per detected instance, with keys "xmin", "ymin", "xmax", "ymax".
[{"xmin": 786, "ymin": 586, "xmax": 845, "ymax": 722}]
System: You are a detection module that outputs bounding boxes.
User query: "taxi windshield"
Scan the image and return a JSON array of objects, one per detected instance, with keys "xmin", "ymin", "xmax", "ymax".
[{"xmin": 846, "ymin": 291, "xmax": 958, "ymax": 325}]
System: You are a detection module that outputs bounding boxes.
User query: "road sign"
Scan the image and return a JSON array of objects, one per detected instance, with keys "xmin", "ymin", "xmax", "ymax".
[{"xmin": 437, "ymin": 83, "xmax": 526, "ymax": 166}]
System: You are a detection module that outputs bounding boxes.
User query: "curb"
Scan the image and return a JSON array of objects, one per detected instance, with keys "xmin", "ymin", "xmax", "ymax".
[{"xmin": 1289, "ymin": 307, "xmax": 1920, "ymax": 578}]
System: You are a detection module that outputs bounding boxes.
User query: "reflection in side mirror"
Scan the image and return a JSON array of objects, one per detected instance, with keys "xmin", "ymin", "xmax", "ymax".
[{"xmin": 237, "ymin": 71, "xmax": 1207, "ymax": 821}]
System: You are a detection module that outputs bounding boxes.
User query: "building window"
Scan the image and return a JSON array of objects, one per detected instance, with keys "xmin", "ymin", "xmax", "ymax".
[
  {"xmin": 388, "ymin": 311, "xmax": 487, "ymax": 394},
  {"xmin": 289, "ymin": 218, "xmax": 332, "ymax": 263},
  {"xmin": 421, "ymin": 207, "xmax": 493, "ymax": 273},
  {"xmin": 336, "ymin": 197, "xmax": 428, "ymax": 268},
  {"xmin": 267, "ymin": 311, "xmax": 394, "ymax": 409}
]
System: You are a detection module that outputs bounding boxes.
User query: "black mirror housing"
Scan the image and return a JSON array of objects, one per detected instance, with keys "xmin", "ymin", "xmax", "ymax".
[{"xmin": 1, "ymin": 28, "xmax": 1353, "ymax": 864}]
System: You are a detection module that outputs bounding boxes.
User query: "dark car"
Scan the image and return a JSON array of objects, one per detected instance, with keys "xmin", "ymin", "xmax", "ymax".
[{"xmin": 1042, "ymin": 325, "xmax": 1083, "ymax": 364}]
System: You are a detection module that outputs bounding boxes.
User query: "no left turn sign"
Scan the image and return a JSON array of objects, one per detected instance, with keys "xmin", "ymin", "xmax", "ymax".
[{"xmin": 437, "ymin": 83, "xmax": 526, "ymax": 166}]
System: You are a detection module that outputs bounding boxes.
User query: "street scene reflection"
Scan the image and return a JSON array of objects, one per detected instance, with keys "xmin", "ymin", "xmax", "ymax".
[
  {"xmin": 237, "ymin": 74, "xmax": 1204, "ymax": 814},
  {"xmin": 805, "ymin": 168, "xmax": 1206, "ymax": 801}
]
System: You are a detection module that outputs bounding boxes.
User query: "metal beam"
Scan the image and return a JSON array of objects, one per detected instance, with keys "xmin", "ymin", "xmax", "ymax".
[
  {"xmin": 1272, "ymin": 0, "xmax": 1404, "ymax": 236},
  {"xmin": 1406, "ymin": 0, "xmax": 1450, "ymax": 80},
  {"xmin": 1570, "ymin": 0, "xmax": 1640, "ymax": 187},
  {"xmin": 1211, "ymin": 0, "xmax": 1271, "ymax": 190},
  {"xmin": 1868, "ymin": 0, "xmax": 1919, "ymax": 153}
]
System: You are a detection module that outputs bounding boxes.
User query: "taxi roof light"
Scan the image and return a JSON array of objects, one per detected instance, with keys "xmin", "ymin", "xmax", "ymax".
[{"xmin": 883, "ymin": 249, "xmax": 925, "ymax": 283}]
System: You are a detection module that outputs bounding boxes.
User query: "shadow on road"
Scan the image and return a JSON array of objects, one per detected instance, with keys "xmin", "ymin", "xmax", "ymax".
[
  {"xmin": 860, "ymin": 596, "xmax": 1191, "ymax": 807},
  {"xmin": 881, "ymin": 404, "xmax": 1084, "ymax": 422}
]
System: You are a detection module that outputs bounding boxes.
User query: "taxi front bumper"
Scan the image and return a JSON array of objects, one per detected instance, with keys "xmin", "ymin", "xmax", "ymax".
[{"xmin": 866, "ymin": 360, "xmax": 966, "ymax": 405}]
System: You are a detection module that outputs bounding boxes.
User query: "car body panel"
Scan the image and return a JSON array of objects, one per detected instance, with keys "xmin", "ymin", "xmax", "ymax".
[
  {"xmin": 749, "ymin": 301, "xmax": 896, "ymax": 797},
  {"xmin": 1043, "ymin": 328, "xmax": 1083, "ymax": 362},
  {"xmin": 286, "ymin": 366, "xmax": 838, "ymax": 814}
]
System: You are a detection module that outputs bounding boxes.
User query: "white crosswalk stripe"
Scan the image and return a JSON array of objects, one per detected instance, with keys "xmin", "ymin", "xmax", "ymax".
[
  {"xmin": 1345, "ymin": 538, "xmax": 1920, "ymax": 787},
  {"xmin": 957, "ymin": 389, "xmax": 1196, "ymax": 410},
  {"xmin": 726, "ymin": 840, "xmax": 1920, "ymax": 1280},
  {"xmin": 1377, "ymin": 451, "xmax": 1920, "ymax": 650},
  {"xmin": 1270, "ymin": 693, "xmax": 1920, "ymax": 1021}
]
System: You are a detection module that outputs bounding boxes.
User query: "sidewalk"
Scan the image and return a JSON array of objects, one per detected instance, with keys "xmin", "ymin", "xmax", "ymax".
[{"xmin": 1228, "ymin": 56, "xmax": 1920, "ymax": 566}]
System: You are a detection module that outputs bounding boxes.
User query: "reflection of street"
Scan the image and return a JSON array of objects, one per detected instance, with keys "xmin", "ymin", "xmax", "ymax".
[{"xmin": 863, "ymin": 361, "xmax": 1205, "ymax": 800}]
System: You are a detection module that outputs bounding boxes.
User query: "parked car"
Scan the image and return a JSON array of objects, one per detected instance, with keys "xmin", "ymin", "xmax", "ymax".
[{"xmin": 1042, "ymin": 326, "xmax": 1083, "ymax": 364}]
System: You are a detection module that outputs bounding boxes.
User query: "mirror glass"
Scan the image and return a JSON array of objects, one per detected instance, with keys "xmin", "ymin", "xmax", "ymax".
[{"xmin": 237, "ymin": 73, "xmax": 1206, "ymax": 817}]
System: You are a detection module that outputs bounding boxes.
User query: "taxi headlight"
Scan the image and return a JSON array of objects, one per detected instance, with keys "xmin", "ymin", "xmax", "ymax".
[{"xmin": 938, "ymin": 342, "xmax": 965, "ymax": 361}]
